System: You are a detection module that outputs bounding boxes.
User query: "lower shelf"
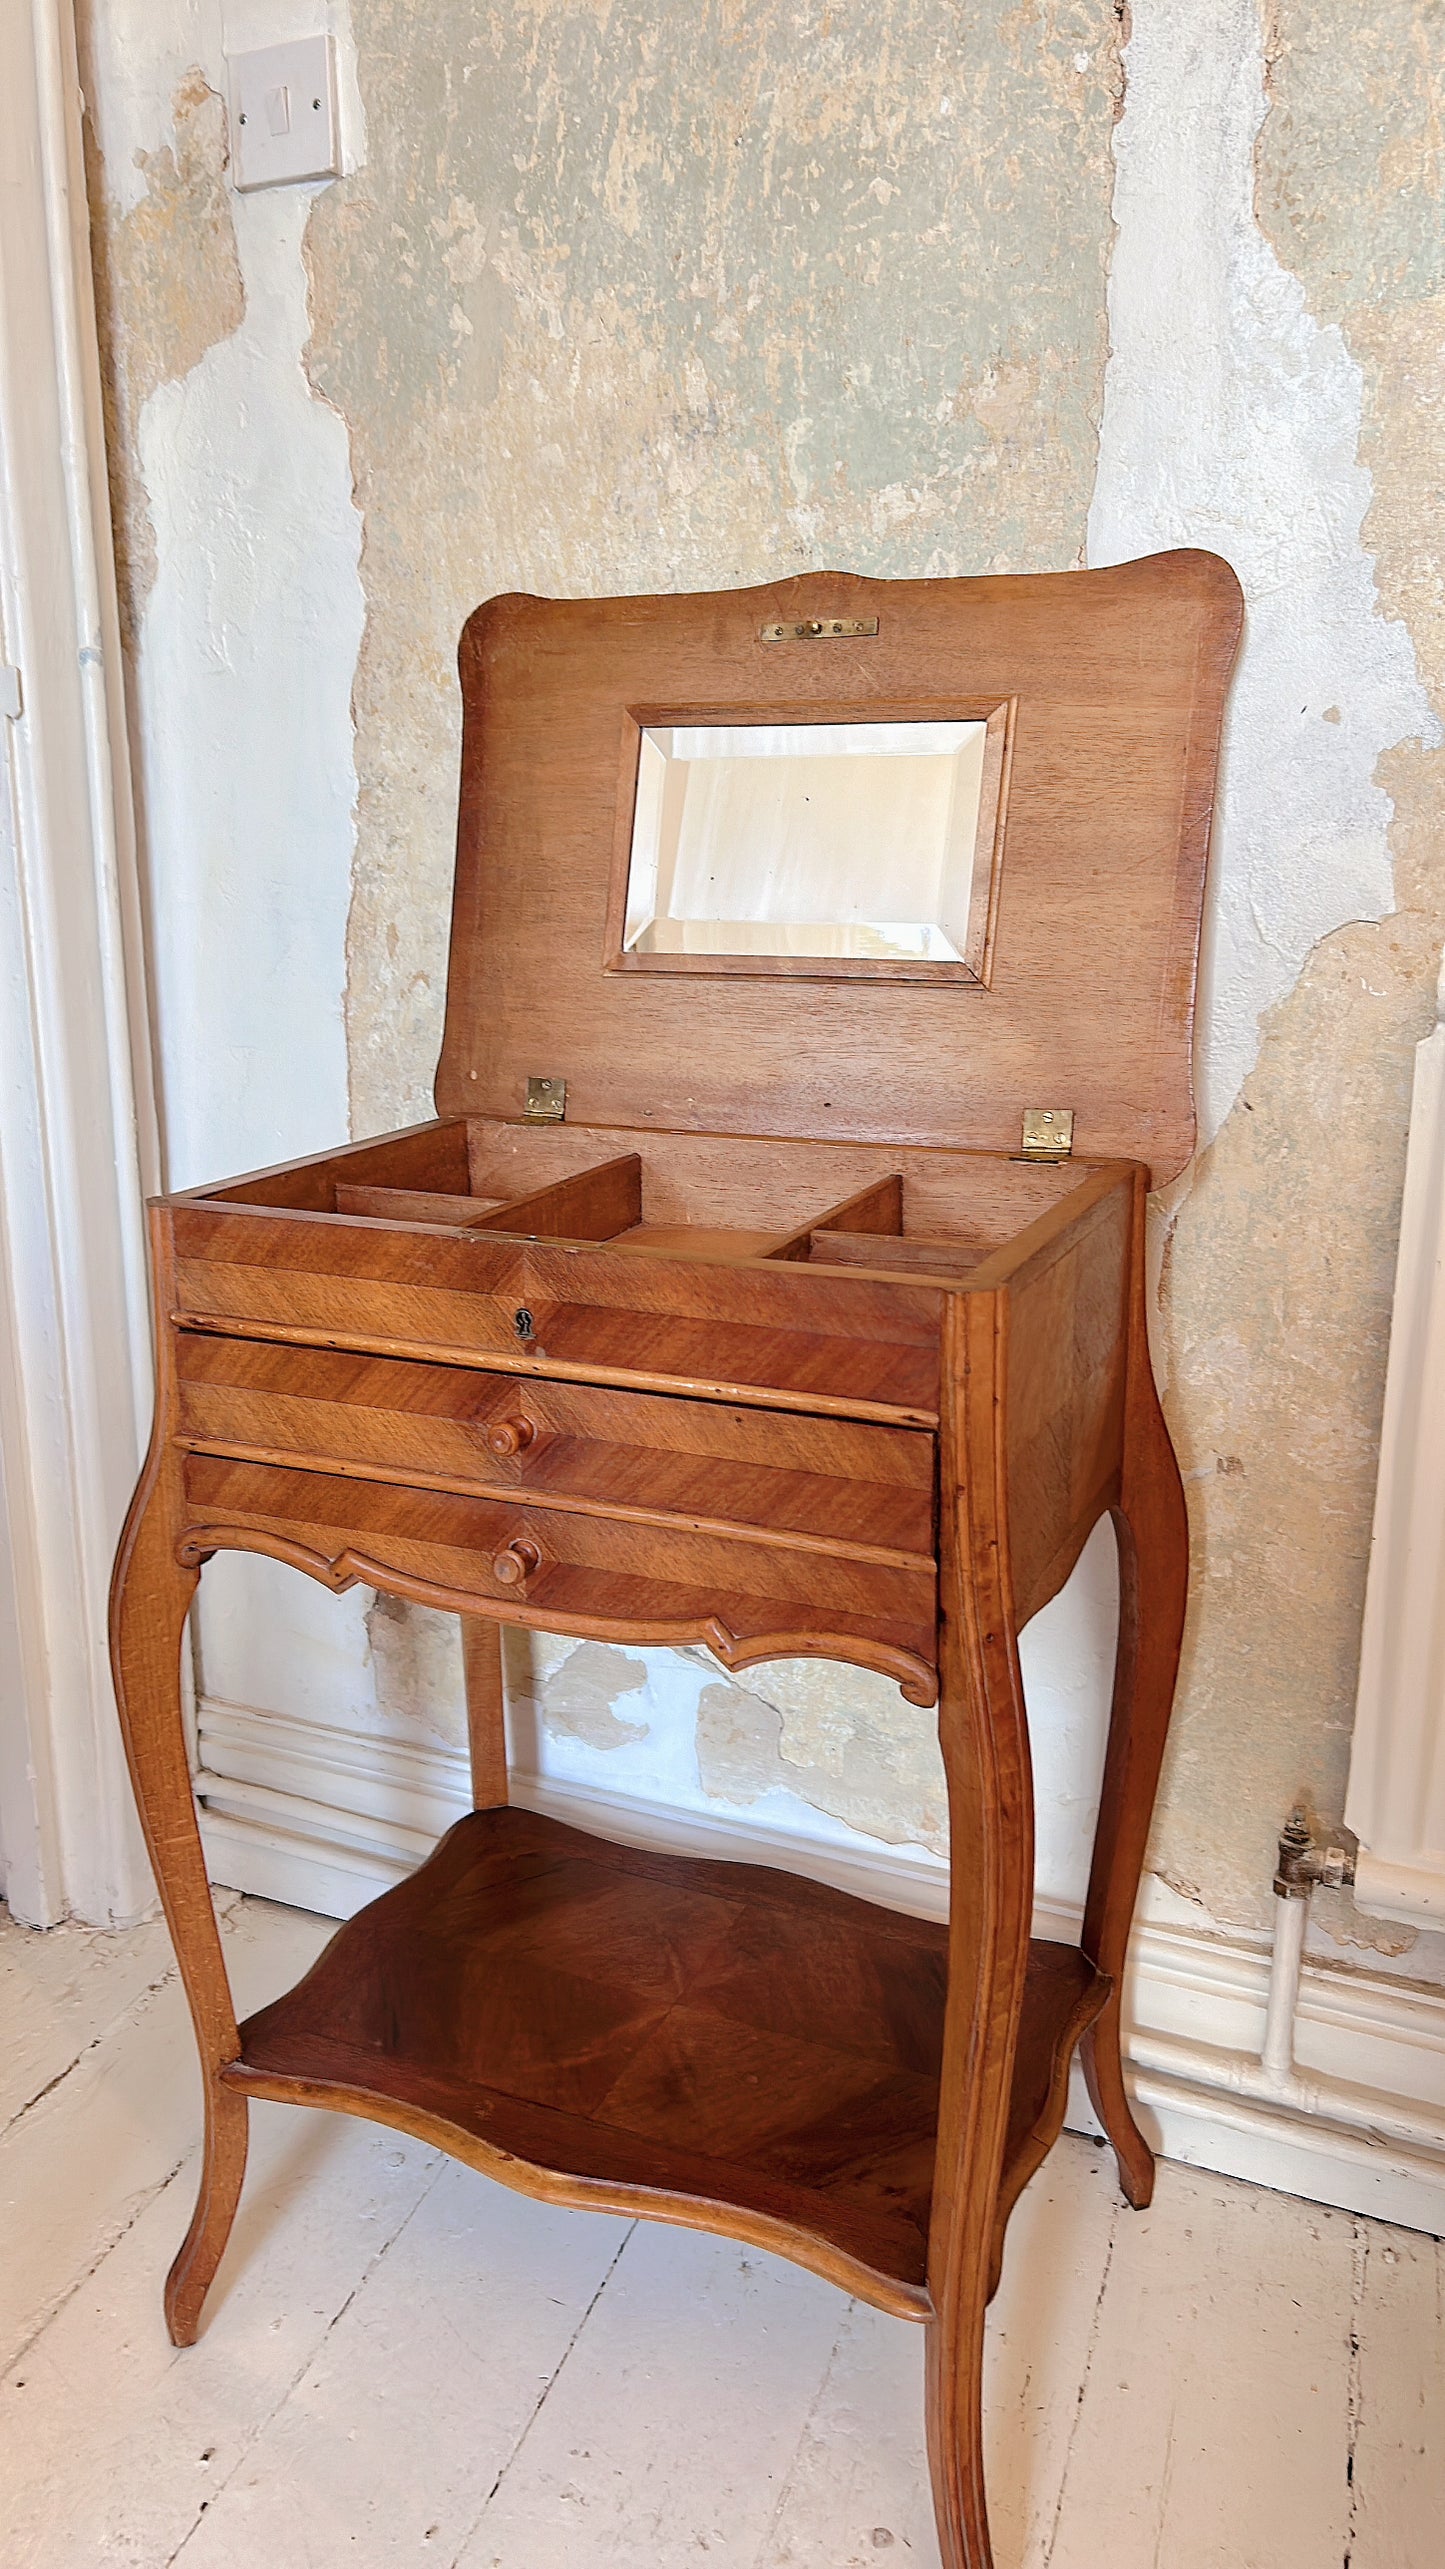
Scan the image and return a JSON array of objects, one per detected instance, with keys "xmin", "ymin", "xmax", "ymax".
[{"xmin": 227, "ymin": 1807, "xmax": 1106, "ymax": 2316}]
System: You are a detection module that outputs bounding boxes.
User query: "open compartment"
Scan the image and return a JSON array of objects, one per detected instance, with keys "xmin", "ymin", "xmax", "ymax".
[{"xmin": 196, "ymin": 1112, "xmax": 1102, "ymax": 1288}]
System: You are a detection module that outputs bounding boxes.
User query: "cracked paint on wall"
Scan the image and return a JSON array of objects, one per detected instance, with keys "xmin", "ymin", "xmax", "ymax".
[
  {"xmin": 362, "ymin": 1527, "xmax": 1116, "ymax": 1916},
  {"xmin": 504, "ymin": 1633, "xmax": 957, "ymax": 1876}
]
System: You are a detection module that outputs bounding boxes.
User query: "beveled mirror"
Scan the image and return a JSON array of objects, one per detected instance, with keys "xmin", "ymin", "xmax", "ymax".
[{"xmin": 606, "ymin": 703, "xmax": 1012, "ymax": 983}]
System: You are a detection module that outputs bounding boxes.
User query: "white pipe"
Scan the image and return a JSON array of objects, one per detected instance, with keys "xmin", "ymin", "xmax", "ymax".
[
  {"xmin": 1260, "ymin": 1889, "xmax": 1306, "ymax": 2085},
  {"xmin": 1353, "ymin": 1848, "xmax": 1445, "ymax": 1927},
  {"xmin": 1121, "ymin": 1860, "xmax": 1445, "ymax": 2157},
  {"xmin": 1128, "ymin": 2026, "xmax": 1445, "ymax": 2152}
]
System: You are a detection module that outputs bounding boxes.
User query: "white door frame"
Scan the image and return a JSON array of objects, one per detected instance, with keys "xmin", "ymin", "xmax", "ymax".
[{"xmin": 0, "ymin": 0, "xmax": 159, "ymax": 1925}]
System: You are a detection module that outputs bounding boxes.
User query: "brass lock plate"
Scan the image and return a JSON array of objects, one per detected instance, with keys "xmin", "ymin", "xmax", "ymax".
[{"xmin": 759, "ymin": 615, "xmax": 880, "ymax": 642}]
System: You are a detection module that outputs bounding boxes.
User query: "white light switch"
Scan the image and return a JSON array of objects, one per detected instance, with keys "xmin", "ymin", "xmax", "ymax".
[{"xmin": 228, "ymin": 36, "xmax": 341, "ymax": 191}]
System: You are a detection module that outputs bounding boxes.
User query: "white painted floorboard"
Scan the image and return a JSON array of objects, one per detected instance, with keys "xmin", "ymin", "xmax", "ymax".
[{"xmin": 1, "ymin": 1895, "xmax": 1440, "ymax": 2569}]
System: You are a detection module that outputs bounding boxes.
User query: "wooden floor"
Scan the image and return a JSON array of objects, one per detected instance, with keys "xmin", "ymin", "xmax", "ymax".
[{"xmin": 2, "ymin": 1892, "xmax": 1440, "ymax": 2569}]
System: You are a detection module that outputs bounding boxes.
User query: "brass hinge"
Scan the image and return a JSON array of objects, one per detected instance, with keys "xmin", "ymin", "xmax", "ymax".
[
  {"xmin": 1018, "ymin": 1108, "xmax": 1074, "ymax": 1163},
  {"xmin": 759, "ymin": 615, "xmax": 879, "ymax": 642},
  {"xmin": 524, "ymin": 1075, "xmax": 567, "ymax": 1124}
]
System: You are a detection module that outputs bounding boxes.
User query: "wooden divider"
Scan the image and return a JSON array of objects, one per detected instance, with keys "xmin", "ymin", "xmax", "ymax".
[
  {"xmin": 330, "ymin": 1155, "xmax": 995, "ymax": 1280},
  {"xmin": 334, "ymin": 1185, "xmax": 505, "ymax": 1225},
  {"xmin": 466, "ymin": 1154, "xmax": 643, "ymax": 1241}
]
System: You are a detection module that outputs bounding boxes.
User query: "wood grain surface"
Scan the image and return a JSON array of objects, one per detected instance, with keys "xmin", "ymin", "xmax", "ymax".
[
  {"xmin": 174, "ymin": 1451, "xmax": 941, "ymax": 1703},
  {"xmin": 173, "ymin": 1334, "xmax": 936, "ymax": 1562},
  {"xmin": 168, "ymin": 1206, "xmax": 947, "ymax": 1423},
  {"xmin": 109, "ymin": 552, "xmax": 1235, "ymax": 2569},
  {"xmin": 203, "ymin": 1116, "xmax": 1091, "ymax": 1254},
  {"xmin": 437, "ymin": 554, "xmax": 1242, "ymax": 1180},
  {"xmin": 225, "ymin": 1805, "xmax": 1104, "ymax": 2318}
]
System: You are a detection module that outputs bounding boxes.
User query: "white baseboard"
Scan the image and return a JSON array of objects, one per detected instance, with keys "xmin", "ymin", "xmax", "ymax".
[{"xmin": 195, "ymin": 1695, "xmax": 1445, "ymax": 2238}]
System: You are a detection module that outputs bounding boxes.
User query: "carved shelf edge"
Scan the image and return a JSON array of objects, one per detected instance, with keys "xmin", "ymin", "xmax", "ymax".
[
  {"xmin": 175, "ymin": 1521, "xmax": 941, "ymax": 1707},
  {"xmin": 217, "ymin": 2054, "xmax": 934, "ymax": 2323}
]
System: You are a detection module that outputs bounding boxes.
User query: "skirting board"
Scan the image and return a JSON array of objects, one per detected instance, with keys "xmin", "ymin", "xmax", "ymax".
[{"xmin": 194, "ymin": 1694, "xmax": 1445, "ymax": 2239}]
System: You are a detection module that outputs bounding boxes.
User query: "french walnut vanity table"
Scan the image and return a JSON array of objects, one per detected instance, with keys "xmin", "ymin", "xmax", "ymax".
[{"xmin": 111, "ymin": 549, "xmax": 1241, "ymax": 2569}]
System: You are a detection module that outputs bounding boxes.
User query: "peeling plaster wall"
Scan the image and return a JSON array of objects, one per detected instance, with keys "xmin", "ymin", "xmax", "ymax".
[
  {"xmin": 1091, "ymin": 0, "xmax": 1445, "ymax": 1967},
  {"xmin": 79, "ymin": 2, "xmax": 373, "ymax": 1745},
  {"xmin": 302, "ymin": 0, "xmax": 1124, "ymax": 1132},
  {"xmin": 81, "ymin": 7, "xmax": 362, "ymax": 1190},
  {"xmin": 1090, "ymin": 0, "xmax": 1436, "ymax": 1152},
  {"xmin": 80, "ymin": 2, "xmax": 1445, "ymax": 1977}
]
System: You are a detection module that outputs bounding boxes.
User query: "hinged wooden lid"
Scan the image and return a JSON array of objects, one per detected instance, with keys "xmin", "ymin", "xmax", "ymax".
[{"xmin": 435, "ymin": 551, "xmax": 1242, "ymax": 1183}]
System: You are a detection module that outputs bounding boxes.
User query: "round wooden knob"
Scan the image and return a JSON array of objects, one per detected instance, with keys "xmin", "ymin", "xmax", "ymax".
[
  {"xmin": 490, "ymin": 1539, "xmax": 540, "ymax": 1588},
  {"xmin": 484, "ymin": 1415, "xmax": 536, "ymax": 1459}
]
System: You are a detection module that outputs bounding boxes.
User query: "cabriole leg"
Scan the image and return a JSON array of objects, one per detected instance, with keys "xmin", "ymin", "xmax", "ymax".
[
  {"xmin": 110, "ymin": 1464, "xmax": 246, "ymax": 2345},
  {"xmin": 926, "ymin": 2273, "xmax": 995, "ymax": 2568},
  {"xmin": 1080, "ymin": 1254, "xmax": 1190, "ymax": 2209},
  {"xmin": 925, "ymin": 1639, "xmax": 1028, "ymax": 2569},
  {"xmin": 925, "ymin": 1293, "xmax": 1036, "ymax": 2569},
  {"xmin": 166, "ymin": 2076, "xmax": 250, "ymax": 2347}
]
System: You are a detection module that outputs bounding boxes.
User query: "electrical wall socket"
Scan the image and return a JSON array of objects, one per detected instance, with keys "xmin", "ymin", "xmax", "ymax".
[{"xmin": 227, "ymin": 35, "xmax": 341, "ymax": 191}]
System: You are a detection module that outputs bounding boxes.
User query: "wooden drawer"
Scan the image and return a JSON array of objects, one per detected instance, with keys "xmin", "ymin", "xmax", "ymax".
[
  {"xmin": 175, "ymin": 1334, "xmax": 935, "ymax": 1569},
  {"xmin": 179, "ymin": 1455, "xmax": 938, "ymax": 1701},
  {"xmin": 167, "ymin": 1206, "xmax": 942, "ymax": 1424}
]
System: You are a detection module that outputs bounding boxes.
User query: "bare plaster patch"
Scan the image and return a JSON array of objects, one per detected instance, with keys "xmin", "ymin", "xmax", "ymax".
[
  {"xmin": 109, "ymin": 73, "xmax": 243, "ymax": 416},
  {"xmin": 525, "ymin": 1639, "xmax": 650, "ymax": 1753},
  {"xmin": 698, "ymin": 1662, "xmax": 948, "ymax": 1853},
  {"xmin": 1158, "ymin": 919, "xmax": 1434, "ymax": 1937},
  {"xmin": 82, "ymin": 67, "xmax": 243, "ymax": 644},
  {"xmin": 366, "ymin": 1596, "xmax": 466, "ymax": 1751},
  {"xmin": 694, "ymin": 1682, "xmax": 784, "ymax": 1809}
]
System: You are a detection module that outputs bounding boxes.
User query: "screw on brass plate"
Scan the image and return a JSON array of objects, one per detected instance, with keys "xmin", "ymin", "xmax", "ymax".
[
  {"xmin": 1017, "ymin": 1108, "xmax": 1075, "ymax": 1163},
  {"xmin": 524, "ymin": 1076, "xmax": 567, "ymax": 1123}
]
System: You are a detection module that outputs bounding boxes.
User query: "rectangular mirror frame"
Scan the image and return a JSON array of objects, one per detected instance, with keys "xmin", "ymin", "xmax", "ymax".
[{"xmin": 602, "ymin": 695, "xmax": 1015, "ymax": 986}]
